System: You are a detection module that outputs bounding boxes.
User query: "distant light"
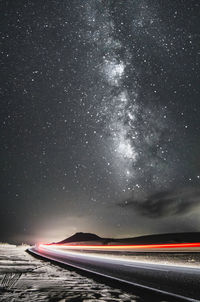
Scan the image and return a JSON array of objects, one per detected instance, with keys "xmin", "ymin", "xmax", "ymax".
[{"xmin": 37, "ymin": 243, "xmax": 45, "ymax": 249}]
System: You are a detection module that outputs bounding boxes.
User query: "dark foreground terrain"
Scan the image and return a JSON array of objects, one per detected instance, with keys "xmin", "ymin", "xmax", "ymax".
[{"xmin": 0, "ymin": 244, "xmax": 182, "ymax": 302}]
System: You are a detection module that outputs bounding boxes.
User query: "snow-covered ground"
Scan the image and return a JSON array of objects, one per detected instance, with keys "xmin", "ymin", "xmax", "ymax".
[{"xmin": 0, "ymin": 244, "xmax": 143, "ymax": 302}]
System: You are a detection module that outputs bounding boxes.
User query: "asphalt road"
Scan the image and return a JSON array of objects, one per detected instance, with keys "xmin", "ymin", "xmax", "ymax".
[{"xmin": 29, "ymin": 244, "xmax": 200, "ymax": 302}]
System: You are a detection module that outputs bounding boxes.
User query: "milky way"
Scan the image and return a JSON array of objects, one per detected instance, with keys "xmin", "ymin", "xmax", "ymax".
[
  {"xmin": 81, "ymin": 0, "xmax": 192, "ymax": 198},
  {"xmin": 1, "ymin": 0, "xmax": 200, "ymax": 243}
]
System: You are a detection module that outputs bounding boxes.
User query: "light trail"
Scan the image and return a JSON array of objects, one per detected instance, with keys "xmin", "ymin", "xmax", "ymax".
[
  {"xmin": 39, "ymin": 242, "xmax": 200, "ymax": 250},
  {"xmin": 29, "ymin": 243, "xmax": 200, "ymax": 302},
  {"xmin": 37, "ymin": 243, "xmax": 200, "ymax": 269}
]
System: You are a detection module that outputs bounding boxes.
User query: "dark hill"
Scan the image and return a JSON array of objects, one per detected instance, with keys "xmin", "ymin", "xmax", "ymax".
[
  {"xmin": 57, "ymin": 232, "xmax": 102, "ymax": 244},
  {"xmin": 115, "ymin": 232, "xmax": 200, "ymax": 244},
  {"xmin": 55, "ymin": 231, "xmax": 200, "ymax": 245}
]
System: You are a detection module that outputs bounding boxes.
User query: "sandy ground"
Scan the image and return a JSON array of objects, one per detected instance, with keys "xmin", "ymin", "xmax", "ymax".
[{"xmin": 0, "ymin": 244, "xmax": 145, "ymax": 302}]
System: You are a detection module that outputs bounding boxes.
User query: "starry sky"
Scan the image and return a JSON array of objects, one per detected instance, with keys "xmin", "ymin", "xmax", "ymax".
[{"xmin": 1, "ymin": 0, "xmax": 200, "ymax": 244}]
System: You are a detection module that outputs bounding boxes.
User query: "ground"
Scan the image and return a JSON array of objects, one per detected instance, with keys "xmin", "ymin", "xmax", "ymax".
[
  {"xmin": 1, "ymin": 244, "xmax": 194, "ymax": 301},
  {"xmin": 0, "ymin": 244, "xmax": 141, "ymax": 302}
]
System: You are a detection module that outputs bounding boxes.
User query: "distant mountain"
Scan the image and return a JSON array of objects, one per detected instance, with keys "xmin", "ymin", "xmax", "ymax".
[
  {"xmin": 115, "ymin": 232, "xmax": 200, "ymax": 245},
  {"xmin": 55, "ymin": 231, "xmax": 200, "ymax": 245},
  {"xmin": 57, "ymin": 232, "xmax": 102, "ymax": 244}
]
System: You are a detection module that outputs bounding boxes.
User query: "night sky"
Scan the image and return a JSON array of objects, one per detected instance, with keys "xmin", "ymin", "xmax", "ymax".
[{"xmin": 1, "ymin": 0, "xmax": 200, "ymax": 244}]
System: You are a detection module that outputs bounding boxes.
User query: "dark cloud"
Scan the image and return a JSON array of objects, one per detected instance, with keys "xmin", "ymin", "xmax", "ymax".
[{"xmin": 118, "ymin": 187, "xmax": 200, "ymax": 218}]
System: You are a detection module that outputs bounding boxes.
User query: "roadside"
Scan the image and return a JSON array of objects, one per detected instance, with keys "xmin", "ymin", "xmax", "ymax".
[{"xmin": 0, "ymin": 244, "xmax": 144, "ymax": 301}]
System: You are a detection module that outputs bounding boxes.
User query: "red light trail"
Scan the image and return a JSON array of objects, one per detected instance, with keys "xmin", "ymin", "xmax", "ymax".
[{"xmin": 39, "ymin": 242, "xmax": 200, "ymax": 250}]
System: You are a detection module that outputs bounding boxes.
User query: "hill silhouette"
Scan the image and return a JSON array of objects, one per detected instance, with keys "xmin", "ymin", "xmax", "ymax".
[
  {"xmin": 57, "ymin": 232, "xmax": 102, "ymax": 244},
  {"xmin": 55, "ymin": 231, "xmax": 200, "ymax": 245}
]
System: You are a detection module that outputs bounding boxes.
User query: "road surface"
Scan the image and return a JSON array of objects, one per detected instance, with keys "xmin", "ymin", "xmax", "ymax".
[{"xmin": 28, "ymin": 243, "xmax": 200, "ymax": 302}]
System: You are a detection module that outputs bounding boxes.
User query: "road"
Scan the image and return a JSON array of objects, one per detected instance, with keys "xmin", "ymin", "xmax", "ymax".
[{"xmin": 28, "ymin": 243, "xmax": 200, "ymax": 302}]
